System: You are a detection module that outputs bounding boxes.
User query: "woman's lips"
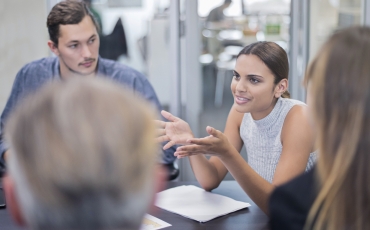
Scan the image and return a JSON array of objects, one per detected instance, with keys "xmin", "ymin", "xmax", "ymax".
[{"xmin": 235, "ymin": 96, "xmax": 251, "ymax": 105}]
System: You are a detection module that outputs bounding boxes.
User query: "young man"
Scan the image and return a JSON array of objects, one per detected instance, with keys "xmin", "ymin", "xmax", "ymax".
[
  {"xmin": 3, "ymin": 78, "xmax": 165, "ymax": 229},
  {"xmin": 0, "ymin": 0, "xmax": 178, "ymax": 179}
]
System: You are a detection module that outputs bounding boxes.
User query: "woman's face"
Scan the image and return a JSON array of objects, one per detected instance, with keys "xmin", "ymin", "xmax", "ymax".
[{"xmin": 231, "ymin": 54, "xmax": 281, "ymax": 119}]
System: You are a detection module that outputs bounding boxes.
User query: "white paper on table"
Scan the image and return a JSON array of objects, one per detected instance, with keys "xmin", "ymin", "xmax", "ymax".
[
  {"xmin": 155, "ymin": 185, "xmax": 251, "ymax": 222},
  {"xmin": 140, "ymin": 214, "xmax": 171, "ymax": 230}
]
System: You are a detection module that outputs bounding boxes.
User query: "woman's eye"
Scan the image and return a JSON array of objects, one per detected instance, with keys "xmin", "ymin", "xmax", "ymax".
[
  {"xmin": 88, "ymin": 39, "xmax": 95, "ymax": 44},
  {"xmin": 233, "ymin": 75, "xmax": 240, "ymax": 80},
  {"xmin": 249, "ymin": 78, "xmax": 259, "ymax": 84}
]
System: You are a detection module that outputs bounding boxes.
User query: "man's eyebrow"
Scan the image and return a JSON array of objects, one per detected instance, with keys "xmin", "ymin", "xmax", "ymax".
[{"xmin": 67, "ymin": 35, "xmax": 96, "ymax": 44}]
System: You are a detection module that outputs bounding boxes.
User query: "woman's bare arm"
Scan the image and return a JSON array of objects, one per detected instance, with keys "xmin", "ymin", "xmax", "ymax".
[
  {"xmin": 177, "ymin": 105, "xmax": 315, "ymax": 214},
  {"xmin": 188, "ymin": 106, "xmax": 244, "ymax": 190}
]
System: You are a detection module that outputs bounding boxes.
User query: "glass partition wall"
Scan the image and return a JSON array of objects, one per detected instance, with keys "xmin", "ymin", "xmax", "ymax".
[
  {"xmin": 178, "ymin": 0, "xmax": 292, "ymax": 180},
  {"xmin": 310, "ymin": 0, "xmax": 363, "ymax": 60},
  {"xmin": 71, "ymin": 0, "xmax": 370, "ymax": 181}
]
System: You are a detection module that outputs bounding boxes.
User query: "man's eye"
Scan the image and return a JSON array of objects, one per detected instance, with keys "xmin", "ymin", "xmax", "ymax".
[
  {"xmin": 88, "ymin": 39, "xmax": 95, "ymax": 44},
  {"xmin": 69, "ymin": 44, "xmax": 78, "ymax": 49},
  {"xmin": 233, "ymin": 75, "xmax": 240, "ymax": 80}
]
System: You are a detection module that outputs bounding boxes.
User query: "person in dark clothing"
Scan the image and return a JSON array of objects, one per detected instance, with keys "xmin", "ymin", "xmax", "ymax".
[
  {"xmin": 269, "ymin": 167, "xmax": 318, "ymax": 230},
  {"xmin": 269, "ymin": 26, "xmax": 370, "ymax": 230}
]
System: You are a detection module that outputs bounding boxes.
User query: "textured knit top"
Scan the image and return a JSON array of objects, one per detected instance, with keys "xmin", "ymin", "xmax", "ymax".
[{"xmin": 240, "ymin": 97, "xmax": 317, "ymax": 183}]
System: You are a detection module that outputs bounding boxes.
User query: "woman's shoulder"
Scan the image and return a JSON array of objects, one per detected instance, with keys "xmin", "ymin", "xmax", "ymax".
[
  {"xmin": 280, "ymin": 97, "xmax": 306, "ymax": 107},
  {"xmin": 282, "ymin": 98, "xmax": 309, "ymax": 128}
]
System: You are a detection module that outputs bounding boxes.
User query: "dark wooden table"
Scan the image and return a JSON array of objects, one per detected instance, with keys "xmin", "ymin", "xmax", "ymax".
[
  {"xmin": 0, "ymin": 181, "xmax": 269, "ymax": 230},
  {"xmin": 153, "ymin": 181, "xmax": 269, "ymax": 230}
]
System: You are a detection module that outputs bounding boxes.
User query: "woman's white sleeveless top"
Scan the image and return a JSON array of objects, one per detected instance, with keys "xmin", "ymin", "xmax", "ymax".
[{"xmin": 239, "ymin": 97, "xmax": 317, "ymax": 183}]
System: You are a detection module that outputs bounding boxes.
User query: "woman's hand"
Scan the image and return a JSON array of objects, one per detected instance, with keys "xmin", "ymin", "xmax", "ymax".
[
  {"xmin": 155, "ymin": 110, "xmax": 195, "ymax": 150},
  {"xmin": 174, "ymin": 126, "xmax": 233, "ymax": 159}
]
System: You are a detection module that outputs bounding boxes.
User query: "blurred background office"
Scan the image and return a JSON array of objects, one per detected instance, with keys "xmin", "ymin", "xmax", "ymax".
[{"xmin": 0, "ymin": 0, "xmax": 367, "ymax": 181}]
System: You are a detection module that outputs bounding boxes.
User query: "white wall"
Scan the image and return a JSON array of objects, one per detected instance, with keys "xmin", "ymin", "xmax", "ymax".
[{"xmin": 0, "ymin": 0, "xmax": 49, "ymax": 112}]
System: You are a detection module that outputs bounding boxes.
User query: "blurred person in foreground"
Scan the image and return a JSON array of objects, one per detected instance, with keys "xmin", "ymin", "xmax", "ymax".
[
  {"xmin": 0, "ymin": 0, "xmax": 179, "ymax": 180},
  {"xmin": 269, "ymin": 26, "xmax": 370, "ymax": 229},
  {"xmin": 2, "ymin": 78, "xmax": 165, "ymax": 230}
]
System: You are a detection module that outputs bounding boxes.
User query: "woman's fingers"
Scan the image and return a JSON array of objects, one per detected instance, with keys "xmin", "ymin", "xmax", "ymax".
[
  {"xmin": 163, "ymin": 140, "xmax": 176, "ymax": 150},
  {"xmin": 174, "ymin": 150, "xmax": 204, "ymax": 158},
  {"xmin": 156, "ymin": 129, "xmax": 166, "ymax": 137},
  {"xmin": 161, "ymin": 110, "xmax": 180, "ymax": 122},
  {"xmin": 154, "ymin": 120, "xmax": 166, "ymax": 128},
  {"xmin": 155, "ymin": 135, "xmax": 170, "ymax": 143},
  {"xmin": 186, "ymin": 136, "xmax": 214, "ymax": 145},
  {"xmin": 177, "ymin": 144, "xmax": 207, "ymax": 152},
  {"xmin": 206, "ymin": 126, "xmax": 223, "ymax": 138}
]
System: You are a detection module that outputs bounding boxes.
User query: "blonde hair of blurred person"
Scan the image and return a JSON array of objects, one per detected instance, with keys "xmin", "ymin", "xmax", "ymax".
[
  {"xmin": 2, "ymin": 78, "xmax": 164, "ymax": 230},
  {"xmin": 303, "ymin": 26, "xmax": 370, "ymax": 229}
]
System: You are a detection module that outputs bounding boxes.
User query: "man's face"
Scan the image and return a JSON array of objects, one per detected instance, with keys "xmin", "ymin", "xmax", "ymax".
[{"xmin": 53, "ymin": 15, "xmax": 100, "ymax": 77}]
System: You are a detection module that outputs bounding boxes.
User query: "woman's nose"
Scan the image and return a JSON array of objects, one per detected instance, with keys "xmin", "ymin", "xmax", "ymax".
[{"xmin": 235, "ymin": 80, "xmax": 247, "ymax": 92}]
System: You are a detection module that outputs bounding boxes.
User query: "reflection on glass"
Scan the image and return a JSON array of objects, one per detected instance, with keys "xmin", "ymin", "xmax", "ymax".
[
  {"xmin": 197, "ymin": 0, "xmax": 291, "ymax": 180},
  {"xmin": 309, "ymin": 0, "xmax": 362, "ymax": 59}
]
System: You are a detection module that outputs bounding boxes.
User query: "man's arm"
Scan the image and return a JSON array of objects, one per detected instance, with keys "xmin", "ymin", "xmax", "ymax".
[
  {"xmin": 0, "ymin": 66, "xmax": 30, "ymax": 167},
  {"xmin": 0, "ymin": 120, "xmax": 10, "ymax": 167}
]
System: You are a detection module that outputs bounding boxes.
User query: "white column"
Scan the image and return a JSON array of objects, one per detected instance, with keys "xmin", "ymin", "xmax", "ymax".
[
  {"xmin": 179, "ymin": 0, "xmax": 202, "ymax": 181},
  {"xmin": 185, "ymin": 0, "xmax": 202, "ymax": 137},
  {"xmin": 289, "ymin": 0, "xmax": 309, "ymax": 102},
  {"xmin": 169, "ymin": 0, "xmax": 182, "ymax": 117},
  {"xmin": 363, "ymin": 0, "xmax": 370, "ymax": 25}
]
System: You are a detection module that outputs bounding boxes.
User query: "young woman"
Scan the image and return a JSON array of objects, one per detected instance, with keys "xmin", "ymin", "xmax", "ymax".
[
  {"xmin": 269, "ymin": 26, "xmax": 370, "ymax": 230},
  {"xmin": 156, "ymin": 41, "xmax": 316, "ymax": 213}
]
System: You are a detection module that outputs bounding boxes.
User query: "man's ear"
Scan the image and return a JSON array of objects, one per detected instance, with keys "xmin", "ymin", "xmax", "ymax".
[
  {"xmin": 274, "ymin": 78, "xmax": 288, "ymax": 98},
  {"xmin": 2, "ymin": 174, "xmax": 26, "ymax": 227},
  {"xmin": 47, "ymin": 40, "xmax": 59, "ymax": 56},
  {"xmin": 148, "ymin": 165, "xmax": 167, "ymax": 214}
]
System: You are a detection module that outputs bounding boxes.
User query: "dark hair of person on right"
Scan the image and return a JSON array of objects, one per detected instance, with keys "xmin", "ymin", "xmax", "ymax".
[
  {"xmin": 303, "ymin": 26, "xmax": 370, "ymax": 230},
  {"xmin": 47, "ymin": 0, "xmax": 100, "ymax": 46},
  {"xmin": 237, "ymin": 41, "xmax": 290, "ymax": 98}
]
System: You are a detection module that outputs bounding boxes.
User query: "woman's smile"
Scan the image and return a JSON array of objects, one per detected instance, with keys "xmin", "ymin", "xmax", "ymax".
[{"xmin": 234, "ymin": 95, "xmax": 251, "ymax": 105}]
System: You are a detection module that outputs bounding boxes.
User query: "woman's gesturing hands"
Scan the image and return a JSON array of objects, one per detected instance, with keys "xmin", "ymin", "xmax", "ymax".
[
  {"xmin": 156, "ymin": 111, "xmax": 233, "ymax": 159},
  {"xmin": 155, "ymin": 110, "xmax": 195, "ymax": 150},
  {"xmin": 174, "ymin": 126, "xmax": 233, "ymax": 159}
]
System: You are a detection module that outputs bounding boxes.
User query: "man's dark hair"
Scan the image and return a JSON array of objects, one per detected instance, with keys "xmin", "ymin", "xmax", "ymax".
[{"xmin": 47, "ymin": 0, "xmax": 100, "ymax": 46}]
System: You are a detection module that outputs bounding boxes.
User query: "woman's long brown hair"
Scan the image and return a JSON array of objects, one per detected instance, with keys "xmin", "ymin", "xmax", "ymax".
[{"xmin": 304, "ymin": 26, "xmax": 370, "ymax": 230}]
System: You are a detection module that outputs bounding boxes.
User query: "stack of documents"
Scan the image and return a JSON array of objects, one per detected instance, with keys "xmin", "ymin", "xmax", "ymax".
[{"xmin": 155, "ymin": 185, "xmax": 251, "ymax": 222}]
